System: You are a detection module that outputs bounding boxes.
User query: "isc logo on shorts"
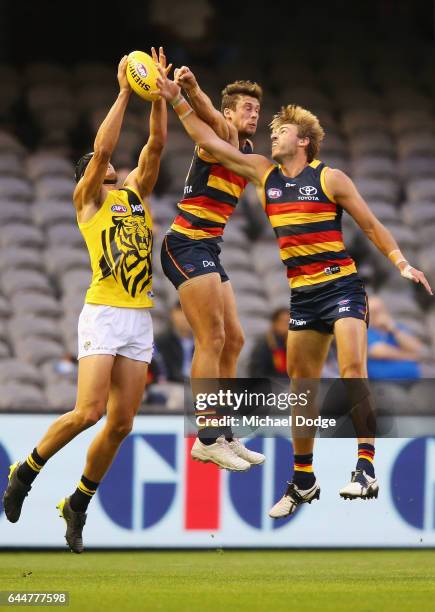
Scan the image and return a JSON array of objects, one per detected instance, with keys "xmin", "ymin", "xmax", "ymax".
[
  {"xmin": 202, "ymin": 260, "xmax": 216, "ymax": 268},
  {"xmin": 324, "ymin": 265, "xmax": 340, "ymax": 275},
  {"xmin": 338, "ymin": 306, "xmax": 350, "ymax": 313}
]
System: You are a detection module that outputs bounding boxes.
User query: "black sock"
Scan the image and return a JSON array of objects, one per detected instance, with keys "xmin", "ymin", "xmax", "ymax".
[
  {"xmin": 69, "ymin": 475, "xmax": 99, "ymax": 513},
  {"xmin": 17, "ymin": 448, "xmax": 47, "ymax": 486},
  {"xmin": 292, "ymin": 453, "xmax": 316, "ymax": 489},
  {"xmin": 222, "ymin": 426, "xmax": 234, "ymax": 442},
  {"xmin": 198, "ymin": 427, "xmax": 220, "ymax": 446},
  {"xmin": 356, "ymin": 443, "xmax": 375, "ymax": 477}
]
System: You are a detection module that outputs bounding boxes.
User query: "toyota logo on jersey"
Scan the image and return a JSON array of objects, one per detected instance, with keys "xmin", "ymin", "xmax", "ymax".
[{"xmin": 299, "ymin": 185, "xmax": 318, "ymax": 196}]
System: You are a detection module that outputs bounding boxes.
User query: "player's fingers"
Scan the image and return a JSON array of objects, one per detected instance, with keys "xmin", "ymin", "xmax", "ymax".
[
  {"xmin": 159, "ymin": 46, "xmax": 166, "ymax": 66},
  {"xmin": 165, "ymin": 63, "xmax": 173, "ymax": 75},
  {"xmin": 418, "ymin": 272, "xmax": 433, "ymax": 295},
  {"xmin": 151, "ymin": 47, "xmax": 158, "ymax": 63}
]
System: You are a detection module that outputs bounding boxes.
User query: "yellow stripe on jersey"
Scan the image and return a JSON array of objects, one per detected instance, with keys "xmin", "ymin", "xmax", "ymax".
[
  {"xmin": 280, "ymin": 240, "xmax": 346, "ymax": 260},
  {"xmin": 207, "ymin": 175, "xmax": 243, "ymax": 199},
  {"xmin": 320, "ymin": 166, "xmax": 336, "ymax": 203},
  {"xmin": 269, "ymin": 211, "xmax": 337, "ymax": 228},
  {"xmin": 289, "ymin": 262, "xmax": 358, "ymax": 289},
  {"xmin": 309, "ymin": 159, "xmax": 322, "ymax": 169},
  {"xmin": 170, "ymin": 223, "xmax": 217, "ymax": 240},
  {"xmin": 179, "ymin": 202, "xmax": 229, "ymax": 223}
]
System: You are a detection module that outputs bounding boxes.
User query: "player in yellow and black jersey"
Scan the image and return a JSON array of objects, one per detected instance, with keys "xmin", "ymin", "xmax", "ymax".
[
  {"xmin": 160, "ymin": 68, "xmax": 265, "ymax": 470},
  {"xmin": 156, "ymin": 67, "xmax": 433, "ymax": 519},
  {"xmin": 2, "ymin": 49, "xmax": 168, "ymax": 553}
]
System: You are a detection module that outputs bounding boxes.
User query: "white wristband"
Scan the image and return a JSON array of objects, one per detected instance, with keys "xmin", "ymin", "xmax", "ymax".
[{"xmin": 400, "ymin": 264, "xmax": 414, "ymax": 280}]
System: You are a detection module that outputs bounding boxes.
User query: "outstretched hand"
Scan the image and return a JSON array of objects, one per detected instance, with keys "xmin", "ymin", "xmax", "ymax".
[
  {"xmin": 153, "ymin": 63, "xmax": 181, "ymax": 102},
  {"xmin": 151, "ymin": 46, "xmax": 172, "ymax": 75},
  {"xmin": 174, "ymin": 66, "xmax": 197, "ymax": 92},
  {"xmin": 117, "ymin": 55, "xmax": 131, "ymax": 93},
  {"xmin": 399, "ymin": 262, "xmax": 433, "ymax": 295}
]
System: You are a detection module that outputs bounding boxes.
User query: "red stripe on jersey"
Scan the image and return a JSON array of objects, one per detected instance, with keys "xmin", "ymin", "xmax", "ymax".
[
  {"xmin": 185, "ymin": 436, "xmax": 220, "ymax": 530},
  {"xmin": 173, "ymin": 215, "xmax": 224, "ymax": 236},
  {"xmin": 286, "ymin": 257, "xmax": 354, "ymax": 278},
  {"xmin": 266, "ymin": 202, "xmax": 337, "ymax": 215},
  {"xmin": 181, "ymin": 195, "xmax": 235, "ymax": 216},
  {"xmin": 278, "ymin": 230, "xmax": 343, "ymax": 248},
  {"xmin": 209, "ymin": 164, "xmax": 247, "ymax": 189}
]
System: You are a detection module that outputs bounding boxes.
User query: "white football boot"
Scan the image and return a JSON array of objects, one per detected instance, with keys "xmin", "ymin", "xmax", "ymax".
[
  {"xmin": 269, "ymin": 480, "xmax": 320, "ymax": 519},
  {"xmin": 191, "ymin": 436, "xmax": 251, "ymax": 471},
  {"xmin": 228, "ymin": 439, "xmax": 265, "ymax": 465},
  {"xmin": 339, "ymin": 470, "xmax": 379, "ymax": 500}
]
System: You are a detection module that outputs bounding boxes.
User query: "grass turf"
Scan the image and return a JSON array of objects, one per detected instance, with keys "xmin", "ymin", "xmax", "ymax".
[{"xmin": 1, "ymin": 550, "xmax": 435, "ymax": 611}]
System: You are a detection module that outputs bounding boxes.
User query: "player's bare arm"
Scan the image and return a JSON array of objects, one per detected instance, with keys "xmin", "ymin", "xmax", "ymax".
[
  {"xmin": 175, "ymin": 66, "xmax": 230, "ymax": 141},
  {"xmin": 325, "ymin": 168, "xmax": 433, "ymax": 295},
  {"xmin": 124, "ymin": 47, "xmax": 168, "ymax": 200},
  {"xmin": 74, "ymin": 56, "xmax": 132, "ymax": 221},
  {"xmin": 156, "ymin": 68, "xmax": 270, "ymax": 186}
]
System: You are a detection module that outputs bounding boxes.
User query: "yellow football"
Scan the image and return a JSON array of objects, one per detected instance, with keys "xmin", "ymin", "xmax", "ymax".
[{"xmin": 126, "ymin": 51, "xmax": 160, "ymax": 101}]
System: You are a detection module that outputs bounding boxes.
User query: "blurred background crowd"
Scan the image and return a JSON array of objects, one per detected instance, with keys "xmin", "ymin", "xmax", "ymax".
[{"xmin": 0, "ymin": 1, "xmax": 434, "ymax": 411}]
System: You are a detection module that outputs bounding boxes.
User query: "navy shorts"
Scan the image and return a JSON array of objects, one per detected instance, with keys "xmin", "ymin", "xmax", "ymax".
[
  {"xmin": 289, "ymin": 274, "xmax": 369, "ymax": 333},
  {"xmin": 161, "ymin": 233, "xmax": 229, "ymax": 289}
]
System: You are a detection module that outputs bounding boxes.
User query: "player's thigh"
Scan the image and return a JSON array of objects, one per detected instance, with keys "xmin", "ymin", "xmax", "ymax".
[
  {"xmin": 179, "ymin": 273, "xmax": 225, "ymax": 342},
  {"xmin": 76, "ymin": 354, "xmax": 115, "ymax": 415},
  {"xmin": 106, "ymin": 355, "xmax": 149, "ymax": 426},
  {"xmin": 287, "ymin": 329, "xmax": 332, "ymax": 378},
  {"xmin": 334, "ymin": 317, "xmax": 368, "ymax": 378},
  {"xmin": 221, "ymin": 281, "xmax": 244, "ymax": 344}
]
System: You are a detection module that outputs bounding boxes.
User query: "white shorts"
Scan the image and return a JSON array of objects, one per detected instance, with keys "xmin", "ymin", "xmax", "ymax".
[{"xmin": 77, "ymin": 304, "xmax": 154, "ymax": 363}]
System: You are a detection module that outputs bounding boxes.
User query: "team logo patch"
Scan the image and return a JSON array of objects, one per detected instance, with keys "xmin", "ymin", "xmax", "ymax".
[
  {"xmin": 183, "ymin": 264, "xmax": 195, "ymax": 273},
  {"xmin": 136, "ymin": 63, "xmax": 148, "ymax": 78},
  {"xmin": 267, "ymin": 187, "xmax": 282, "ymax": 199},
  {"xmin": 324, "ymin": 265, "xmax": 340, "ymax": 275},
  {"xmin": 299, "ymin": 185, "xmax": 317, "ymax": 196},
  {"xmin": 83, "ymin": 341, "xmax": 91, "ymax": 350},
  {"xmin": 338, "ymin": 299, "xmax": 350, "ymax": 306},
  {"xmin": 111, "ymin": 204, "xmax": 128, "ymax": 213}
]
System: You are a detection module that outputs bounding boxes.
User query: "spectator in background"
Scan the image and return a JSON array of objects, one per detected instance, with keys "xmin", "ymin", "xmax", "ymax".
[
  {"xmin": 154, "ymin": 302, "xmax": 194, "ymax": 382},
  {"xmin": 249, "ymin": 308, "xmax": 288, "ymax": 378},
  {"xmin": 367, "ymin": 295, "xmax": 433, "ymax": 379}
]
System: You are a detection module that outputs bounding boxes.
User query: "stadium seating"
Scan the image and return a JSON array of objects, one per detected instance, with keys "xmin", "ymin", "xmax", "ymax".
[{"xmin": 0, "ymin": 47, "xmax": 433, "ymax": 411}]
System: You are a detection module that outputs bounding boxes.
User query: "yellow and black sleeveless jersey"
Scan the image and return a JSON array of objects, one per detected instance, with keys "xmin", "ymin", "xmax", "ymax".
[
  {"xmin": 169, "ymin": 141, "xmax": 253, "ymax": 240},
  {"xmin": 262, "ymin": 160, "xmax": 357, "ymax": 291},
  {"xmin": 78, "ymin": 186, "xmax": 153, "ymax": 308}
]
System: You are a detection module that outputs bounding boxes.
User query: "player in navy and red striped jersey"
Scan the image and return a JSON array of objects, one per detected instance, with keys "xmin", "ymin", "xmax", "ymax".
[
  {"xmin": 160, "ymin": 69, "xmax": 265, "ymax": 470},
  {"xmin": 156, "ymin": 68, "xmax": 433, "ymax": 515}
]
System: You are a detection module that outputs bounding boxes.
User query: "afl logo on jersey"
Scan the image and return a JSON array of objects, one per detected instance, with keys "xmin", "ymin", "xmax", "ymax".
[
  {"xmin": 136, "ymin": 63, "xmax": 148, "ymax": 78},
  {"xmin": 111, "ymin": 204, "xmax": 128, "ymax": 213},
  {"xmin": 267, "ymin": 187, "xmax": 282, "ymax": 199},
  {"xmin": 299, "ymin": 186, "xmax": 317, "ymax": 196}
]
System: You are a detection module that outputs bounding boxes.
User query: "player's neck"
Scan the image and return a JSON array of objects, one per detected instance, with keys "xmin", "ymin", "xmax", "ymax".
[{"xmin": 280, "ymin": 156, "xmax": 308, "ymax": 179}]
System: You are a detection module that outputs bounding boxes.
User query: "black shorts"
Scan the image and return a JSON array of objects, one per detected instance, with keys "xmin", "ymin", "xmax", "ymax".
[
  {"xmin": 161, "ymin": 233, "xmax": 229, "ymax": 289},
  {"xmin": 289, "ymin": 274, "xmax": 369, "ymax": 333}
]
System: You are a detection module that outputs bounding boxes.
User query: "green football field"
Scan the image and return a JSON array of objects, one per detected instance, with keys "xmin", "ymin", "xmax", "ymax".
[{"xmin": 1, "ymin": 550, "xmax": 435, "ymax": 611}]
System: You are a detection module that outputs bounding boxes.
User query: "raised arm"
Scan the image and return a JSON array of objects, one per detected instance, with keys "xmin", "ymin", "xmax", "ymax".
[
  {"xmin": 124, "ymin": 50, "xmax": 168, "ymax": 200},
  {"xmin": 325, "ymin": 168, "xmax": 433, "ymax": 295},
  {"xmin": 174, "ymin": 66, "xmax": 230, "ymax": 141},
  {"xmin": 74, "ymin": 56, "xmax": 131, "ymax": 211},
  {"xmin": 156, "ymin": 68, "xmax": 270, "ymax": 186}
]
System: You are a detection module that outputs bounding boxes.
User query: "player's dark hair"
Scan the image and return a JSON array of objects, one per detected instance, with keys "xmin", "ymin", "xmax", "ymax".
[
  {"xmin": 74, "ymin": 152, "xmax": 94, "ymax": 183},
  {"xmin": 221, "ymin": 81, "xmax": 263, "ymax": 112}
]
